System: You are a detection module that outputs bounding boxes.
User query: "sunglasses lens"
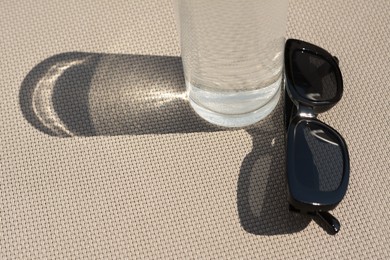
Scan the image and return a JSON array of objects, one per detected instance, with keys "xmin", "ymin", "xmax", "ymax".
[
  {"xmin": 291, "ymin": 51, "xmax": 338, "ymax": 101},
  {"xmin": 292, "ymin": 121, "xmax": 344, "ymax": 192}
]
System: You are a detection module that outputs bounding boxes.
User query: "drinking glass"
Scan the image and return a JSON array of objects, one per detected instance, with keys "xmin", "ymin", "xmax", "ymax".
[{"xmin": 175, "ymin": 0, "xmax": 289, "ymax": 127}]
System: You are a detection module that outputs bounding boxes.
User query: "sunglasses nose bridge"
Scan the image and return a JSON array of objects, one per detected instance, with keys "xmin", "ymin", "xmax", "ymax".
[{"xmin": 296, "ymin": 104, "xmax": 317, "ymax": 119}]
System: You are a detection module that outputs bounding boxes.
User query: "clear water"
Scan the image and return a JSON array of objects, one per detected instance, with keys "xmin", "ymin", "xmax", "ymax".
[
  {"xmin": 176, "ymin": 0, "xmax": 289, "ymax": 127},
  {"xmin": 187, "ymin": 77, "xmax": 282, "ymax": 127}
]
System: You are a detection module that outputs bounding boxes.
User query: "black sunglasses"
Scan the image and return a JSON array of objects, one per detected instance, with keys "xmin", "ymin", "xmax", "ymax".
[{"xmin": 284, "ymin": 39, "xmax": 350, "ymax": 235}]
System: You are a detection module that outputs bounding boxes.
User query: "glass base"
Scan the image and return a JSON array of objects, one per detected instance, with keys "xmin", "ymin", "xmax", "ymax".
[{"xmin": 188, "ymin": 83, "xmax": 281, "ymax": 128}]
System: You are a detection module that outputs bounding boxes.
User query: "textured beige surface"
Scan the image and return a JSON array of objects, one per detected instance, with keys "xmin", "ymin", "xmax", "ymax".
[{"xmin": 1, "ymin": 0, "xmax": 389, "ymax": 259}]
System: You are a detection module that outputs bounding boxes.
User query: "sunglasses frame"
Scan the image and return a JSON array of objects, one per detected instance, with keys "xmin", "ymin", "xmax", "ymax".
[{"xmin": 284, "ymin": 39, "xmax": 350, "ymax": 234}]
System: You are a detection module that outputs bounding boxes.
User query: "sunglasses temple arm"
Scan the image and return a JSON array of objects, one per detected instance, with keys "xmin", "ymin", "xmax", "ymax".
[{"xmin": 316, "ymin": 211, "xmax": 341, "ymax": 235}]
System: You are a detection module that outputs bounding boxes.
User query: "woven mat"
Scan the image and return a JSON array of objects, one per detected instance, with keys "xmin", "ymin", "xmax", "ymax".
[{"xmin": 1, "ymin": 0, "xmax": 389, "ymax": 258}]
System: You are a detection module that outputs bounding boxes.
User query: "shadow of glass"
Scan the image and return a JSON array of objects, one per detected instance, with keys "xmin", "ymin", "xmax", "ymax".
[
  {"xmin": 19, "ymin": 52, "xmax": 221, "ymax": 137},
  {"xmin": 19, "ymin": 52, "xmax": 310, "ymax": 235},
  {"xmin": 237, "ymin": 97, "xmax": 312, "ymax": 235}
]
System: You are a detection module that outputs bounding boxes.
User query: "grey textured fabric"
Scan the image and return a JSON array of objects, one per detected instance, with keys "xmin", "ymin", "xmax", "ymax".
[{"xmin": 1, "ymin": 0, "xmax": 389, "ymax": 259}]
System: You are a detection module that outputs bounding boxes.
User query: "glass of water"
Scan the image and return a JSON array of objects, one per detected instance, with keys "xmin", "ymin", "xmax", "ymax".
[{"xmin": 175, "ymin": 0, "xmax": 289, "ymax": 127}]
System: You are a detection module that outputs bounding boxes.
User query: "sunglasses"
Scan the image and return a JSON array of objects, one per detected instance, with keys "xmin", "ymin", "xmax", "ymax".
[{"xmin": 284, "ymin": 39, "xmax": 350, "ymax": 235}]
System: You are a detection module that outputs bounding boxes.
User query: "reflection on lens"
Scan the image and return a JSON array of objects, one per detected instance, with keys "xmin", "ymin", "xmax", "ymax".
[
  {"xmin": 309, "ymin": 129, "xmax": 339, "ymax": 146},
  {"xmin": 293, "ymin": 121, "xmax": 343, "ymax": 192},
  {"xmin": 292, "ymin": 51, "xmax": 337, "ymax": 101}
]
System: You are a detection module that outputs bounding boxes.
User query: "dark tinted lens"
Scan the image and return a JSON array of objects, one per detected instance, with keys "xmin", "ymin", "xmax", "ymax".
[
  {"xmin": 292, "ymin": 51, "xmax": 337, "ymax": 101},
  {"xmin": 293, "ymin": 121, "xmax": 343, "ymax": 192}
]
